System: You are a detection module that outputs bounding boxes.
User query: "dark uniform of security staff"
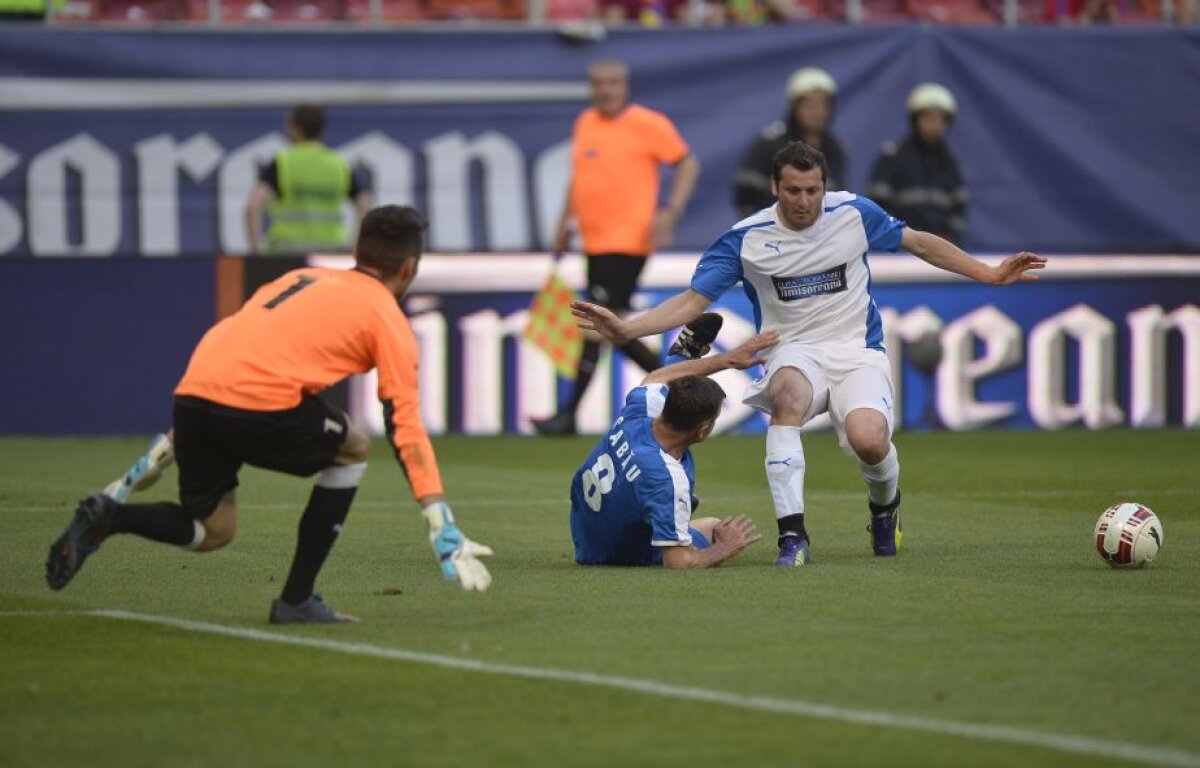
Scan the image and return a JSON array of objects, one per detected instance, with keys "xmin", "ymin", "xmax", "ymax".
[
  {"xmin": 733, "ymin": 67, "xmax": 847, "ymax": 219},
  {"xmin": 868, "ymin": 83, "xmax": 968, "ymax": 245}
]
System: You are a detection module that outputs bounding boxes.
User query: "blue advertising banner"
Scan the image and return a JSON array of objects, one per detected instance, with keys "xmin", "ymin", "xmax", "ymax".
[
  {"xmin": 1, "ymin": 254, "xmax": 1197, "ymax": 436},
  {"xmin": 315, "ymin": 253, "xmax": 1200, "ymax": 437},
  {"xmin": 1, "ymin": 27, "xmax": 1199, "ymax": 257},
  {"xmin": 0, "ymin": 259, "xmax": 214, "ymax": 434}
]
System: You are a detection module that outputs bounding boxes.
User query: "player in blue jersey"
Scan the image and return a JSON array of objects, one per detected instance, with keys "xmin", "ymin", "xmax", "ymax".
[
  {"xmin": 573, "ymin": 141, "xmax": 1046, "ymax": 566},
  {"xmin": 569, "ymin": 330, "xmax": 776, "ymax": 568}
]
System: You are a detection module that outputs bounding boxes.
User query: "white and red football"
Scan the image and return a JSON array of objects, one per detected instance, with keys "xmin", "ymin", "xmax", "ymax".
[{"xmin": 1094, "ymin": 502, "xmax": 1163, "ymax": 569}]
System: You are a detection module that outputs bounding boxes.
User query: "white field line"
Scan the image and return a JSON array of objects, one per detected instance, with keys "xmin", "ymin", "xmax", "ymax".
[
  {"xmin": 0, "ymin": 609, "xmax": 1197, "ymax": 768},
  {"xmin": 5, "ymin": 488, "xmax": 1196, "ymax": 515}
]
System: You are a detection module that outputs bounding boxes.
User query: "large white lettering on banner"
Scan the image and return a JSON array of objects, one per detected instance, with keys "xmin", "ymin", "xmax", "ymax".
[
  {"xmin": 1127, "ymin": 305, "xmax": 1200, "ymax": 428},
  {"xmin": 26, "ymin": 134, "xmax": 121, "ymax": 257},
  {"xmin": 351, "ymin": 301, "xmax": 1200, "ymax": 437},
  {"xmin": 5, "ymin": 131, "xmax": 571, "ymax": 257},
  {"xmin": 936, "ymin": 306, "xmax": 1023, "ymax": 431},
  {"xmin": 1028, "ymin": 304, "xmax": 1123, "ymax": 430},
  {"xmin": 133, "ymin": 133, "xmax": 224, "ymax": 257}
]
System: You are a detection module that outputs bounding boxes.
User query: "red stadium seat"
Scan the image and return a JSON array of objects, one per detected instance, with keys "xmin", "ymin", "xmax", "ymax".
[
  {"xmin": 344, "ymin": 0, "xmax": 427, "ymax": 21},
  {"xmin": 188, "ymin": 0, "xmax": 346, "ymax": 22},
  {"xmin": 425, "ymin": 0, "xmax": 526, "ymax": 18},
  {"xmin": 910, "ymin": 0, "xmax": 998, "ymax": 22},
  {"xmin": 80, "ymin": 0, "xmax": 186, "ymax": 21},
  {"xmin": 546, "ymin": 0, "xmax": 595, "ymax": 20},
  {"xmin": 979, "ymin": 0, "xmax": 1046, "ymax": 22},
  {"xmin": 819, "ymin": 0, "xmax": 915, "ymax": 22}
]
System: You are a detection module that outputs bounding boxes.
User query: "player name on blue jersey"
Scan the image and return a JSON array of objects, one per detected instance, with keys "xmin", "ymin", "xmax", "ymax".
[{"xmin": 605, "ymin": 418, "xmax": 644, "ymax": 484}]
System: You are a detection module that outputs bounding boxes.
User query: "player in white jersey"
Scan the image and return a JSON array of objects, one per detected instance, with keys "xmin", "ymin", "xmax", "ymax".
[{"xmin": 572, "ymin": 141, "xmax": 1046, "ymax": 566}]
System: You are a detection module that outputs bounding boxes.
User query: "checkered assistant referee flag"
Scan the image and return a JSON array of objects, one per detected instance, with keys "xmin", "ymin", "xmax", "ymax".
[{"xmin": 523, "ymin": 262, "xmax": 582, "ymax": 380}]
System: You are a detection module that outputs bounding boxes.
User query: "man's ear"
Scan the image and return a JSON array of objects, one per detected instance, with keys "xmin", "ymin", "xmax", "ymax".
[
  {"xmin": 399, "ymin": 256, "xmax": 419, "ymax": 282},
  {"xmin": 694, "ymin": 419, "xmax": 717, "ymax": 444}
]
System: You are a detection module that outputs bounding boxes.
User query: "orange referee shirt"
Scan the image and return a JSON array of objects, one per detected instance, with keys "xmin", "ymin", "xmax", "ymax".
[
  {"xmin": 176, "ymin": 267, "xmax": 443, "ymax": 499},
  {"xmin": 570, "ymin": 104, "xmax": 690, "ymax": 257}
]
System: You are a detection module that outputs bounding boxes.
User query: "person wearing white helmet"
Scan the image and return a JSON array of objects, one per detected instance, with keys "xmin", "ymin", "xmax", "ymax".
[
  {"xmin": 733, "ymin": 66, "xmax": 847, "ymax": 219},
  {"xmin": 868, "ymin": 82, "xmax": 968, "ymax": 245}
]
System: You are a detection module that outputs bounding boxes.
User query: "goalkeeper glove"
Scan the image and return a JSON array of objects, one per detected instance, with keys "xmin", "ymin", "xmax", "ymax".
[{"xmin": 421, "ymin": 502, "xmax": 493, "ymax": 592}]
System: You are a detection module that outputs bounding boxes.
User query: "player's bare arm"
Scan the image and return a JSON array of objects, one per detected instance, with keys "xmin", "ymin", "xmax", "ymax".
[
  {"xmin": 900, "ymin": 227, "xmax": 1047, "ymax": 285},
  {"xmin": 554, "ymin": 182, "xmax": 574, "ymax": 254},
  {"xmin": 654, "ymin": 153, "xmax": 701, "ymax": 249},
  {"xmin": 643, "ymin": 331, "xmax": 778, "ymax": 386},
  {"xmin": 353, "ymin": 190, "xmax": 374, "ymax": 223},
  {"xmin": 572, "ymin": 288, "xmax": 712, "ymax": 344},
  {"xmin": 243, "ymin": 181, "xmax": 275, "ymax": 256},
  {"xmin": 661, "ymin": 515, "xmax": 762, "ymax": 569}
]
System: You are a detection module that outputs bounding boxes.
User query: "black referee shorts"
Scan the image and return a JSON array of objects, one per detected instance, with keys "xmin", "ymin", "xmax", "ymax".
[
  {"xmin": 585, "ymin": 253, "xmax": 650, "ymax": 312},
  {"xmin": 172, "ymin": 395, "xmax": 348, "ymax": 520}
]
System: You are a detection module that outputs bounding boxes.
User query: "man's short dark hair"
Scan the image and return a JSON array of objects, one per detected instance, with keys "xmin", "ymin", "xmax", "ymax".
[
  {"xmin": 355, "ymin": 206, "xmax": 427, "ymax": 278},
  {"xmin": 289, "ymin": 104, "xmax": 326, "ymax": 140},
  {"xmin": 660, "ymin": 375, "xmax": 726, "ymax": 433},
  {"xmin": 772, "ymin": 141, "xmax": 828, "ymax": 184}
]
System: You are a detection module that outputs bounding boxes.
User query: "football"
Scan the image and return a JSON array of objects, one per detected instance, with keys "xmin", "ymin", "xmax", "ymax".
[{"xmin": 1094, "ymin": 502, "xmax": 1163, "ymax": 568}]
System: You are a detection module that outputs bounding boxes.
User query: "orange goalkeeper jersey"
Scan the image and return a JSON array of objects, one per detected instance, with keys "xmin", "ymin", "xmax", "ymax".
[{"xmin": 176, "ymin": 266, "xmax": 443, "ymax": 499}]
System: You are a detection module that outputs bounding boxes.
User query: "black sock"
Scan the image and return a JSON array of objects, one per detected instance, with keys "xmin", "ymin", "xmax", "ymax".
[
  {"xmin": 280, "ymin": 485, "xmax": 356, "ymax": 606},
  {"xmin": 777, "ymin": 513, "xmax": 808, "ymax": 542},
  {"xmin": 565, "ymin": 340, "xmax": 603, "ymax": 415},
  {"xmin": 619, "ymin": 338, "xmax": 662, "ymax": 373},
  {"xmin": 112, "ymin": 502, "xmax": 197, "ymax": 546}
]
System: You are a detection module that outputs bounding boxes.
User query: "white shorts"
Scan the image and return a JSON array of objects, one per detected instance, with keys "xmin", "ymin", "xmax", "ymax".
[{"xmin": 742, "ymin": 342, "xmax": 895, "ymax": 455}]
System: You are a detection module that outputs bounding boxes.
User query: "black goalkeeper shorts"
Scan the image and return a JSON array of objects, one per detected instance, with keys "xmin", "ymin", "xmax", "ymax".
[{"xmin": 172, "ymin": 395, "xmax": 348, "ymax": 520}]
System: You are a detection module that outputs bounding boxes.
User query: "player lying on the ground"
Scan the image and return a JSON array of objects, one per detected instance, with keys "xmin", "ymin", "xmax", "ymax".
[
  {"xmin": 573, "ymin": 141, "xmax": 1047, "ymax": 567},
  {"xmin": 570, "ymin": 329, "xmax": 777, "ymax": 568},
  {"xmin": 46, "ymin": 205, "xmax": 492, "ymax": 624}
]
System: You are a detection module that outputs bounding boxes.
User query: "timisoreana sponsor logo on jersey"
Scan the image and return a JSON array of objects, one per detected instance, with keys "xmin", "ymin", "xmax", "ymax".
[{"xmin": 771, "ymin": 263, "xmax": 848, "ymax": 301}]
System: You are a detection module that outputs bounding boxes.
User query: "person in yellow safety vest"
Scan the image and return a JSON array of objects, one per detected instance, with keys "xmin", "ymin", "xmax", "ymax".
[
  {"xmin": 0, "ymin": 0, "xmax": 63, "ymax": 19},
  {"xmin": 244, "ymin": 104, "xmax": 373, "ymax": 256}
]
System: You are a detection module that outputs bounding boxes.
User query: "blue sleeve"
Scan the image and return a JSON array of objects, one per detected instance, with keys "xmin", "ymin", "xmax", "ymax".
[
  {"xmin": 689, "ymin": 228, "xmax": 745, "ymax": 301},
  {"xmin": 621, "ymin": 386, "xmax": 648, "ymax": 420},
  {"xmin": 643, "ymin": 460, "xmax": 693, "ymax": 547},
  {"xmin": 644, "ymin": 476, "xmax": 692, "ymax": 547},
  {"xmin": 849, "ymin": 196, "xmax": 906, "ymax": 252},
  {"xmin": 621, "ymin": 384, "xmax": 667, "ymax": 421}
]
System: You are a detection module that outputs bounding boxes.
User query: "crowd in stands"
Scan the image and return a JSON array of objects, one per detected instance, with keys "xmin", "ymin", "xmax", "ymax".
[{"xmin": 2, "ymin": 0, "xmax": 1193, "ymax": 25}]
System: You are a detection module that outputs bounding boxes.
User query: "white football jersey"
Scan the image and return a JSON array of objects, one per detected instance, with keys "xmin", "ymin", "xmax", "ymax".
[{"xmin": 690, "ymin": 191, "xmax": 906, "ymax": 350}]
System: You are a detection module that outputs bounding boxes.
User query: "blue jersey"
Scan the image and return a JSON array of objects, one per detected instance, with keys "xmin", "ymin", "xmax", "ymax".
[
  {"xmin": 570, "ymin": 385, "xmax": 696, "ymax": 566},
  {"xmin": 690, "ymin": 192, "xmax": 906, "ymax": 351}
]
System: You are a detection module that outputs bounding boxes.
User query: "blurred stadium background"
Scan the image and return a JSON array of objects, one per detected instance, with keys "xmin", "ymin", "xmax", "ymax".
[
  {"xmin": 1, "ymin": 22, "xmax": 1198, "ymax": 437},
  {"xmin": 2, "ymin": 12, "xmax": 1199, "ymax": 768}
]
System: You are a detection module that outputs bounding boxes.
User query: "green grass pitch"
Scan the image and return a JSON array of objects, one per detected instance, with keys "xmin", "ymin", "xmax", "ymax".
[{"xmin": 1, "ymin": 430, "xmax": 1198, "ymax": 767}]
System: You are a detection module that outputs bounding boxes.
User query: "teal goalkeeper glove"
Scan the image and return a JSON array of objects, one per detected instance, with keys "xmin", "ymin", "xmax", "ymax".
[{"xmin": 421, "ymin": 502, "xmax": 493, "ymax": 592}]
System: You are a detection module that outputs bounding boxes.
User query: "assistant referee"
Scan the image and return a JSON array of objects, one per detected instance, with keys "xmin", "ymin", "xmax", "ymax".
[{"xmin": 534, "ymin": 59, "xmax": 701, "ymax": 436}]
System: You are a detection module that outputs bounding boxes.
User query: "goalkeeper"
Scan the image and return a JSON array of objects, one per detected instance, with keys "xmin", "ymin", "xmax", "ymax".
[{"xmin": 45, "ymin": 206, "xmax": 492, "ymax": 623}]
